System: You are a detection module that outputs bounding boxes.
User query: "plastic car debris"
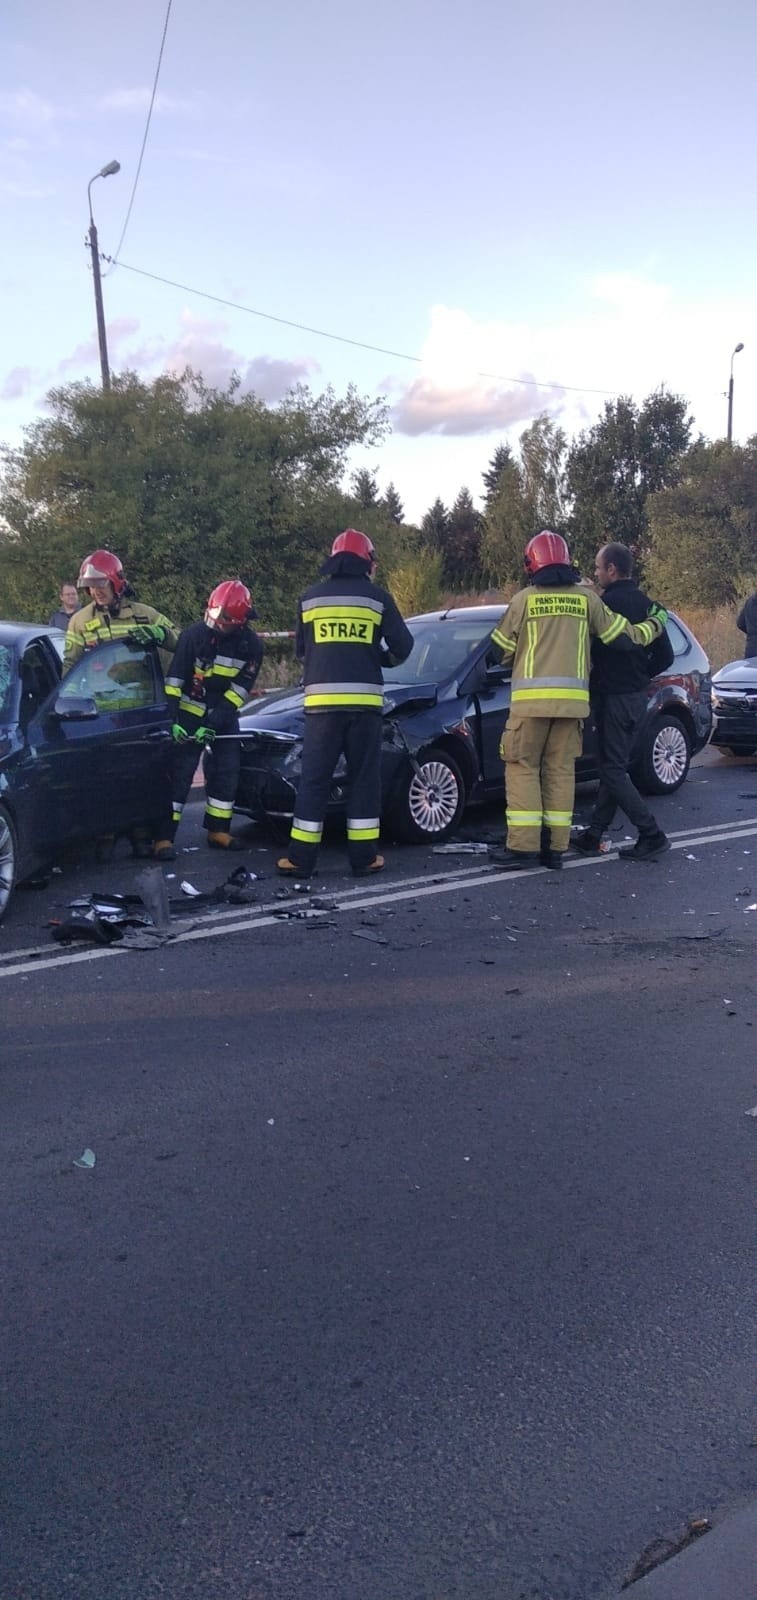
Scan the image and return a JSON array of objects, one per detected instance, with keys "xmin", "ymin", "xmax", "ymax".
[
  {"xmin": 73, "ymin": 1149, "xmax": 96, "ymax": 1169},
  {"xmin": 431, "ymin": 842, "xmax": 490, "ymax": 854},
  {"xmin": 180, "ymin": 880, "xmax": 203, "ymax": 897},
  {"xmin": 134, "ymin": 868, "xmax": 171, "ymax": 931},
  {"xmin": 352, "ymin": 929, "xmax": 388, "ymax": 944},
  {"xmin": 310, "ymin": 896, "xmax": 338, "ymax": 910}
]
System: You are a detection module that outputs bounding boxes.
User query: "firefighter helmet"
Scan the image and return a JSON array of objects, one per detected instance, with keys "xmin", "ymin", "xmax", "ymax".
[
  {"xmin": 330, "ymin": 528, "xmax": 376, "ymax": 563},
  {"xmin": 524, "ymin": 531, "xmax": 571, "ymax": 575},
  {"xmin": 78, "ymin": 549, "xmax": 126, "ymax": 595},
  {"xmin": 205, "ymin": 579, "xmax": 253, "ymax": 629}
]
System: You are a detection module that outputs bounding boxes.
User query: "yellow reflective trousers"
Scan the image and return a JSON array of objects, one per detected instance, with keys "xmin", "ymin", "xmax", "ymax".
[{"xmin": 500, "ymin": 714, "xmax": 583, "ymax": 853}]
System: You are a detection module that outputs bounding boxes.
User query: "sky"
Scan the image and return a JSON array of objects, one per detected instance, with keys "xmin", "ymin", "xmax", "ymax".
[{"xmin": 1, "ymin": 0, "xmax": 755, "ymax": 524}]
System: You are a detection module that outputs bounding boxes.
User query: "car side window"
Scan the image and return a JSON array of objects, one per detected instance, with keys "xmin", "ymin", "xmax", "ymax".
[
  {"xmin": 666, "ymin": 619, "xmax": 689, "ymax": 658},
  {"xmin": 19, "ymin": 642, "xmax": 58, "ymax": 727},
  {"xmin": 57, "ymin": 641, "xmax": 159, "ymax": 711}
]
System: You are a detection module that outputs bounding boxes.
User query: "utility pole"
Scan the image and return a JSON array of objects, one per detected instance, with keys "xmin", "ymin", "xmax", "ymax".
[
  {"xmin": 727, "ymin": 341, "xmax": 745, "ymax": 445},
  {"xmin": 87, "ymin": 161, "xmax": 120, "ymax": 391}
]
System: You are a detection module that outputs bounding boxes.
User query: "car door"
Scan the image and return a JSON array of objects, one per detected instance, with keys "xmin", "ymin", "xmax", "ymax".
[
  {"xmin": 6, "ymin": 638, "xmax": 72, "ymax": 865},
  {"xmin": 39, "ymin": 640, "xmax": 172, "ymax": 841},
  {"xmin": 472, "ymin": 652, "xmax": 512, "ymax": 785}
]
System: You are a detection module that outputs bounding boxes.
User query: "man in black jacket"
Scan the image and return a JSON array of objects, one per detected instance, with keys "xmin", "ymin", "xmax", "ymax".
[
  {"xmin": 277, "ymin": 529, "xmax": 413, "ymax": 878},
  {"xmin": 736, "ymin": 593, "xmax": 757, "ymax": 658},
  {"xmin": 573, "ymin": 542, "xmax": 671, "ymax": 862}
]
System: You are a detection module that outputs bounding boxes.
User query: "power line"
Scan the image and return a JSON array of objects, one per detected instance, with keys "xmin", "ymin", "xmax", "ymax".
[
  {"xmin": 102, "ymin": 255, "xmax": 618, "ymax": 397},
  {"xmin": 105, "ymin": 0, "xmax": 173, "ymax": 274}
]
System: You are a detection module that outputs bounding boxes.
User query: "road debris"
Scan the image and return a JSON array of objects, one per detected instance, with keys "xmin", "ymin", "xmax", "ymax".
[
  {"xmin": 351, "ymin": 929, "xmax": 388, "ymax": 944},
  {"xmin": 431, "ymin": 842, "xmax": 490, "ymax": 855},
  {"xmin": 73, "ymin": 1149, "xmax": 95, "ymax": 1169},
  {"xmin": 180, "ymin": 880, "xmax": 203, "ymax": 897}
]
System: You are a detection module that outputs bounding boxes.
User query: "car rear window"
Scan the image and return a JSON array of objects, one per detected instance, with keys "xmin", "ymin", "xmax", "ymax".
[{"xmin": 667, "ymin": 618, "xmax": 690, "ymax": 657}]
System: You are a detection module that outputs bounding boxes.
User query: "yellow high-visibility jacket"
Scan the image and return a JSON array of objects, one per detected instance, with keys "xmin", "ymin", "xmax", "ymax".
[
  {"xmin": 491, "ymin": 584, "xmax": 662, "ymax": 718},
  {"xmin": 64, "ymin": 599, "xmax": 178, "ymax": 670}
]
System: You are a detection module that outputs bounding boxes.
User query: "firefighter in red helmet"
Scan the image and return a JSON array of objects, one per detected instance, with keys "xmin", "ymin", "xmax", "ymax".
[
  {"xmin": 154, "ymin": 580, "xmax": 264, "ymax": 859},
  {"xmin": 277, "ymin": 529, "xmax": 413, "ymax": 878},
  {"xmin": 64, "ymin": 549, "xmax": 177, "ymax": 669},
  {"xmin": 488, "ymin": 531, "xmax": 668, "ymax": 870}
]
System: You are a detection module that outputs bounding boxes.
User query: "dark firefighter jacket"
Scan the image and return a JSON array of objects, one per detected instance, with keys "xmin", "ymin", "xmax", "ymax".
[
  {"xmin": 296, "ymin": 559, "xmax": 413, "ymax": 710},
  {"xmin": 64, "ymin": 598, "xmax": 178, "ymax": 669},
  {"xmin": 491, "ymin": 571, "xmax": 663, "ymax": 718},
  {"xmin": 164, "ymin": 619, "xmax": 264, "ymax": 732}
]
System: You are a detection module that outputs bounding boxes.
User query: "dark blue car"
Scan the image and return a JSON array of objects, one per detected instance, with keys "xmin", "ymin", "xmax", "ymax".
[
  {"xmin": 0, "ymin": 624, "xmax": 172, "ymax": 920},
  {"xmin": 234, "ymin": 604, "xmax": 712, "ymax": 844}
]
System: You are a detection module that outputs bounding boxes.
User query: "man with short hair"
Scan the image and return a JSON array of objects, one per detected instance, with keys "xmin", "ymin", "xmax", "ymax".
[
  {"xmin": 573, "ymin": 541, "xmax": 672, "ymax": 862},
  {"xmin": 48, "ymin": 582, "xmax": 79, "ymax": 631}
]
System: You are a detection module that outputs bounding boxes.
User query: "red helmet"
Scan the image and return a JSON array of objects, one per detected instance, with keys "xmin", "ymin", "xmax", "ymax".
[
  {"xmin": 205, "ymin": 579, "xmax": 253, "ymax": 629},
  {"xmin": 78, "ymin": 549, "xmax": 126, "ymax": 595},
  {"xmin": 524, "ymin": 531, "xmax": 571, "ymax": 575},
  {"xmin": 331, "ymin": 528, "xmax": 376, "ymax": 563}
]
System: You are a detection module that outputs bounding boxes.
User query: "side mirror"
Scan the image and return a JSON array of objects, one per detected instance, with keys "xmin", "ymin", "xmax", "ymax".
[{"xmin": 53, "ymin": 694, "xmax": 99, "ymax": 721}]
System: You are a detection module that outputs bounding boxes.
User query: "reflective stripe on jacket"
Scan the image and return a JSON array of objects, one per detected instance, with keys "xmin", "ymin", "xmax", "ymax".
[
  {"xmin": 296, "ymin": 575, "xmax": 413, "ymax": 711},
  {"xmin": 491, "ymin": 585, "xmax": 661, "ymax": 718}
]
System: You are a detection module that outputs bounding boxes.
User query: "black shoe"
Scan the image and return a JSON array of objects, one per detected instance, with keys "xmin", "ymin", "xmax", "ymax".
[
  {"xmin": 572, "ymin": 830, "xmax": 603, "ymax": 855},
  {"xmin": 489, "ymin": 849, "xmax": 541, "ymax": 871},
  {"xmin": 540, "ymin": 849, "xmax": 564, "ymax": 870},
  {"xmin": 618, "ymin": 832, "xmax": 670, "ymax": 862}
]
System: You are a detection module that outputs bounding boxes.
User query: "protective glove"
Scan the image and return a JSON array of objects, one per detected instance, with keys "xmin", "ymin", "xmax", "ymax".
[
  {"xmin": 194, "ymin": 724, "xmax": 216, "ymax": 745},
  {"xmin": 647, "ymin": 603, "xmax": 669, "ymax": 628},
  {"xmin": 128, "ymin": 624, "xmax": 169, "ymax": 647},
  {"xmin": 171, "ymin": 722, "xmax": 191, "ymax": 742}
]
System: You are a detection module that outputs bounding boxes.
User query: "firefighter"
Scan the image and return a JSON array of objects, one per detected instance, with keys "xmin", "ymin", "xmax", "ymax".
[
  {"xmin": 277, "ymin": 528, "xmax": 413, "ymax": 878},
  {"xmin": 489, "ymin": 531, "xmax": 668, "ymax": 871},
  {"xmin": 64, "ymin": 549, "xmax": 177, "ymax": 669},
  {"xmin": 154, "ymin": 580, "xmax": 264, "ymax": 860}
]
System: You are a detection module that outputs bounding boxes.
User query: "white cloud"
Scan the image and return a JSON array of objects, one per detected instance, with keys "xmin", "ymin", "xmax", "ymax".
[
  {"xmin": 392, "ymin": 374, "xmax": 560, "ymax": 436},
  {"xmin": 1, "ymin": 366, "xmax": 34, "ymax": 400},
  {"xmin": 97, "ymin": 89, "xmax": 202, "ymax": 116},
  {"xmin": 0, "ymin": 90, "xmax": 56, "ymax": 127}
]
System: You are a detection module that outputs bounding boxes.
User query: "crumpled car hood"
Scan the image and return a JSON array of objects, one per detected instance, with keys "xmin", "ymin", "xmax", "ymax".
[
  {"xmin": 712, "ymin": 658, "xmax": 757, "ymax": 688},
  {"xmin": 240, "ymin": 679, "xmax": 438, "ymax": 736}
]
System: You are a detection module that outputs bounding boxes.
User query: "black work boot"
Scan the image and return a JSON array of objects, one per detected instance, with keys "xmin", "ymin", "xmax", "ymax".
[
  {"xmin": 618, "ymin": 831, "xmax": 670, "ymax": 862},
  {"xmin": 488, "ymin": 848, "xmax": 541, "ymax": 871},
  {"xmin": 540, "ymin": 849, "xmax": 564, "ymax": 870},
  {"xmin": 572, "ymin": 829, "xmax": 603, "ymax": 855}
]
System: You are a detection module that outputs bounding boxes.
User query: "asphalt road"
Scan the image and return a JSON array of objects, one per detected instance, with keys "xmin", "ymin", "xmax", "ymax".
[{"xmin": 1, "ymin": 744, "xmax": 756, "ymax": 1600}]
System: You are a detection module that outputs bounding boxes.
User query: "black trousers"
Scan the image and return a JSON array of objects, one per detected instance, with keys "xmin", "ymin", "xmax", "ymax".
[
  {"xmin": 287, "ymin": 709, "xmax": 382, "ymax": 872},
  {"xmin": 588, "ymin": 691, "xmax": 660, "ymax": 839},
  {"xmin": 167, "ymin": 734, "xmax": 241, "ymax": 839}
]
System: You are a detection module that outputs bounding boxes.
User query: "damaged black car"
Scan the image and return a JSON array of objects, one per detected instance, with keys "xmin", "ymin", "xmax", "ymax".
[{"xmin": 234, "ymin": 605, "xmax": 712, "ymax": 844}]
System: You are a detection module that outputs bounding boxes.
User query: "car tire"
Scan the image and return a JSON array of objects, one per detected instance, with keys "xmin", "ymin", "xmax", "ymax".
[
  {"xmin": 0, "ymin": 803, "xmax": 18, "ymax": 922},
  {"xmin": 387, "ymin": 746, "xmax": 467, "ymax": 843},
  {"xmin": 632, "ymin": 714, "xmax": 691, "ymax": 794},
  {"xmin": 727, "ymin": 745, "xmax": 757, "ymax": 757}
]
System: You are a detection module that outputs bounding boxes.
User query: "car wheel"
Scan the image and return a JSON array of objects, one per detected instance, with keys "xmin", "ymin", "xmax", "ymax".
[
  {"xmin": 632, "ymin": 715, "xmax": 691, "ymax": 794},
  {"xmin": 388, "ymin": 746, "xmax": 467, "ymax": 843},
  {"xmin": 0, "ymin": 804, "xmax": 18, "ymax": 922},
  {"xmin": 728, "ymin": 745, "xmax": 757, "ymax": 757}
]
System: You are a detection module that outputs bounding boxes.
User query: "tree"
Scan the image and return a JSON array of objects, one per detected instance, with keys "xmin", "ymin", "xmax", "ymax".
[
  {"xmin": 482, "ymin": 443, "xmax": 516, "ymax": 506},
  {"xmin": 443, "ymin": 488, "xmax": 481, "ymax": 589},
  {"xmin": 420, "ymin": 497, "xmax": 449, "ymax": 550},
  {"xmin": 566, "ymin": 389, "xmax": 692, "ymax": 573},
  {"xmin": 382, "ymin": 481, "xmax": 404, "ymax": 525},
  {"xmin": 645, "ymin": 438, "xmax": 757, "ymax": 606},
  {"xmin": 0, "ymin": 371, "xmax": 386, "ymax": 626},
  {"xmin": 351, "ymin": 466, "xmax": 380, "ymax": 509},
  {"xmin": 479, "ymin": 417, "xmax": 567, "ymax": 588}
]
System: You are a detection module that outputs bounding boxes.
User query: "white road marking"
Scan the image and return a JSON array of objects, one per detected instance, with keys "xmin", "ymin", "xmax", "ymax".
[{"xmin": 3, "ymin": 814, "xmax": 757, "ymax": 980}]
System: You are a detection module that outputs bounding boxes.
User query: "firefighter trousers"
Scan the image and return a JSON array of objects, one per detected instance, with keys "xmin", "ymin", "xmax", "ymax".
[
  {"xmin": 167, "ymin": 733, "xmax": 241, "ymax": 839},
  {"xmin": 500, "ymin": 713, "xmax": 583, "ymax": 853},
  {"xmin": 287, "ymin": 708, "xmax": 382, "ymax": 873}
]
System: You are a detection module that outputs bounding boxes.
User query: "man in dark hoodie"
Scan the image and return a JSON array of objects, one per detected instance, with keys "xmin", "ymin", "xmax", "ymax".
[
  {"xmin": 277, "ymin": 529, "xmax": 413, "ymax": 878},
  {"xmin": 488, "ymin": 531, "xmax": 667, "ymax": 871},
  {"xmin": 573, "ymin": 542, "xmax": 673, "ymax": 862}
]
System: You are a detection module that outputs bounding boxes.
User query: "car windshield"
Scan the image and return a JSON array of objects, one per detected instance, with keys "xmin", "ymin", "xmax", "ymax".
[
  {"xmin": 0, "ymin": 644, "xmax": 14, "ymax": 721},
  {"xmin": 383, "ymin": 615, "xmax": 498, "ymax": 684}
]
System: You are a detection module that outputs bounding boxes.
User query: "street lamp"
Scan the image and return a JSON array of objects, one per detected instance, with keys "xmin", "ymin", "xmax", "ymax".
[
  {"xmin": 727, "ymin": 341, "xmax": 745, "ymax": 445},
  {"xmin": 87, "ymin": 160, "xmax": 121, "ymax": 390}
]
